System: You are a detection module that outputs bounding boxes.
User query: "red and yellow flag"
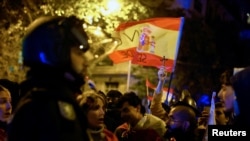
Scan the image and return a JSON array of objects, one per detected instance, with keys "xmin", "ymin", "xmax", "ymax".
[{"xmin": 109, "ymin": 17, "xmax": 184, "ymax": 72}]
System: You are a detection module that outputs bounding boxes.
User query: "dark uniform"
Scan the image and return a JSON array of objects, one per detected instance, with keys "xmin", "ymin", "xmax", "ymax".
[{"xmin": 7, "ymin": 16, "xmax": 90, "ymax": 141}]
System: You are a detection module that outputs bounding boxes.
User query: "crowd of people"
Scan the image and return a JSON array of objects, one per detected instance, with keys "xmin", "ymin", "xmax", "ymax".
[{"xmin": 0, "ymin": 15, "xmax": 250, "ymax": 141}]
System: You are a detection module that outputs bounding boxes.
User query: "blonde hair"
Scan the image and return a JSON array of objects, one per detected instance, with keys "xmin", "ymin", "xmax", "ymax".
[
  {"xmin": 77, "ymin": 90, "xmax": 106, "ymax": 115},
  {"xmin": 0, "ymin": 85, "xmax": 11, "ymax": 96}
]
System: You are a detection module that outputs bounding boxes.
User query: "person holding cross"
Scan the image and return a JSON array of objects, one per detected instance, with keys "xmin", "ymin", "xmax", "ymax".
[{"xmin": 150, "ymin": 56, "xmax": 171, "ymax": 122}]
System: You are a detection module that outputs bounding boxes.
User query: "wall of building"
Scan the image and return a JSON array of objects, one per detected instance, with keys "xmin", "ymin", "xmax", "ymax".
[{"xmin": 84, "ymin": 61, "xmax": 138, "ymax": 94}]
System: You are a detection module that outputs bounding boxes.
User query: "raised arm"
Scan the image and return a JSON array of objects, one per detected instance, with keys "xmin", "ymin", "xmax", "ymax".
[{"xmin": 150, "ymin": 66, "xmax": 168, "ymax": 121}]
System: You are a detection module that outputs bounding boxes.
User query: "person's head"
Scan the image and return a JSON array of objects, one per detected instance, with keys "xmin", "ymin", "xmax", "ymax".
[
  {"xmin": 22, "ymin": 16, "xmax": 90, "ymax": 85},
  {"xmin": 0, "ymin": 85, "xmax": 12, "ymax": 122},
  {"xmin": 0, "ymin": 79, "xmax": 20, "ymax": 111},
  {"xmin": 218, "ymin": 69, "xmax": 235, "ymax": 112},
  {"xmin": 231, "ymin": 67, "xmax": 250, "ymax": 126},
  {"xmin": 77, "ymin": 90, "xmax": 106, "ymax": 129},
  {"xmin": 166, "ymin": 104, "xmax": 197, "ymax": 138},
  {"xmin": 215, "ymin": 102, "xmax": 229, "ymax": 125},
  {"xmin": 106, "ymin": 90, "xmax": 122, "ymax": 109},
  {"xmin": 117, "ymin": 91, "xmax": 145, "ymax": 126}
]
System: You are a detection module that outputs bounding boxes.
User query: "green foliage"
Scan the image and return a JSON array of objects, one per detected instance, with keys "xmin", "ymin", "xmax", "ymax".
[
  {"xmin": 0, "ymin": 0, "xmax": 153, "ymax": 82},
  {"xmin": 129, "ymin": 65, "xmax": 157, "ymax": 98}
]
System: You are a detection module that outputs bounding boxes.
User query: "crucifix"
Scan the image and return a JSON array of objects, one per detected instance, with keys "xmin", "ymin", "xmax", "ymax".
[
  {"xmin": 161, "ymin": 56, "xmax": 171, "ymax": 106},
  {"xmin": 161, "ymin": 56, "xmax": 167, "ymax": 67}
]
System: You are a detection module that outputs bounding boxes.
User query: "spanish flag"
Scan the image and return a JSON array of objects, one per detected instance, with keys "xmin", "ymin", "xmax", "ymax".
[{"xmin": 109, "ymin": 17, "xmax": 184, "ymax": 72}]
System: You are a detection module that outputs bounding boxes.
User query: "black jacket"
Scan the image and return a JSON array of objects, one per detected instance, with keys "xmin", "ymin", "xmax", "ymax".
[{"xmin": 7, "ymin": 68, "xmax": 89, "ymax": 141}]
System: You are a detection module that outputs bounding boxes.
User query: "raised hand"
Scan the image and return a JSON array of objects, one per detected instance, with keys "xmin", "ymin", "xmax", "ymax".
[{"xmin": 158, "ymin": 66, "xmax": 167, "ymax": 81}]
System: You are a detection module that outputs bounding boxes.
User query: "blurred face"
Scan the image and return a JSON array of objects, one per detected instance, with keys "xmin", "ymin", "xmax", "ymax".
[
  {"xmin": 215, "ymin": 107, "xmax": 229, "ymax": 125},
  {"xmin": 107, "ymin": 96, "xmax": 120, "ymax": 109},
  {"xmin": 120, "ymin": 102, "xmax": 141, "ymax": 126},
  {"xmin": 70, "ymin": 46, "xmax": 87, "ymax": 75},
  {"xmin": 0, "ymin": 90, "xmax": 12, "ymax": 122},
  {"xmin": 166, "ymin": 108, "xmax": 186, "ymax": 134},
  {"xmin": 218, "ymin": 84, "xmax": 235, "ymax": 112},
  {"xmin": 87, "ymin": 98, "xmax": 105, "ymax": 129}
]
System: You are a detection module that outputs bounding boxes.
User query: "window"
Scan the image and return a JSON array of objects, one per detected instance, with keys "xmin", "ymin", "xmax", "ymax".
[{"xmin": 105, "ymin": 82, "xmax": 119, "ymax": 92}]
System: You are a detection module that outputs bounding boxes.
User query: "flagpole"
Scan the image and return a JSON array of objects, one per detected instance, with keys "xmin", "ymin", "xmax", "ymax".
[
  {"xmin": 165, "ymin": 17, "xmax": 185, "ymax": 105},
  {"xmin": 165, "ymin": 72, "xmax": 173, "ymax": 105},
  {"xmin": 146, "ymin": 79, "xmax": 149, "ymax": 97},
  {"xmin": 161, "ymin": 56, "xmax": 171, "ymax": 106},
  {"xmin": 146, "ymin": 85, "xmax": 149, "ymax": 96},
  {"xmin": 126, "ymin": 60, "xmax": 132, "ymax": 92}
]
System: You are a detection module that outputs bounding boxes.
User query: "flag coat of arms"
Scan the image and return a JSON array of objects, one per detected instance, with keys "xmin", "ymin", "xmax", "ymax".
[{"xmin": 109, "ymin": 17, "xmax": 184, "ymax": 72}]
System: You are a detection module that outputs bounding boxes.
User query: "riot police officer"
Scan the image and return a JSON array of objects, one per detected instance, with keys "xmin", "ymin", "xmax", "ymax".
[{"xmin": 7, "ymin": 15, "xmax": 91, "ymax": 141}]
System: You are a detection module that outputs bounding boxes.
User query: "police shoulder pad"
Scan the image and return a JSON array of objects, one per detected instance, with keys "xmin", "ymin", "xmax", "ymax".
[{"xmin": 58, "ymin": 101, "xmax": 76, "ymax": 120}]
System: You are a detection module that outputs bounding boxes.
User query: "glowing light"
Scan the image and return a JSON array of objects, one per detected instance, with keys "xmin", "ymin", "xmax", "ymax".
[
  {"xmin": 101, "ymin": 0, "xmax": 122, "ymax": 15},
  {"xmin": 82, "ymin": 23, "xmax": 88, "ymax": 29},
  {"xmin": 85, "ymin": 16, "xmax": 93, "ymax": 24},
  {"xmin": 88, "ymin": 39, "xmax": 93, "ymax": 44},
  {"xmin": 94, "ymin": 54, "xmax": 99, "ymax": 58},
  {"xmin": 93, "ymin": 26, "xmax": 105, "ymax": 36},
  {"xmin": 79, "ymin": 45, "xmax": 84, "ymax": 49},
  {"xmin": 39, "ymin": 52, "xmax": 48, "ymax": 64}
]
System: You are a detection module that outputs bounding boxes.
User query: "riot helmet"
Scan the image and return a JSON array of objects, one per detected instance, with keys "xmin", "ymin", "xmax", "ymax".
[{"xmin": 22, "ymin": 15, "xmax": 90, "ymax": 70}]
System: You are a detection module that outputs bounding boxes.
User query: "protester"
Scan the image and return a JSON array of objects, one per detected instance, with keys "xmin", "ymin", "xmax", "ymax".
[
  {"xmin": 231, "ymin": 66, "xmax": 250, "ymax": 126},
  {"xmin": 150, "ymin": 66, "xmax": 199, "ymax": 123},
  {"xmin": 150, "ymin": 66, "xmax": 169, "ymax": 122},
  {"xmin": 0, "ymin": 85, "xmax": 12, "ymax": 141},
  {"xmin": 217, "ymin": 69, "xmax": 235, "ymax": 125},
  {"xmin": 7, "ymin": 15, "xmax": 90, "ymax": 141},
  {"xmin": 164, "ymin": 103, "xmax": 199, "ymax": 141},
  {"xmin": 0, "ymin": 79, "xmax": 20, "ymax": 111},
  {"xmin": 215, "ymin": 102, "xmax": 229, "ymax": 125},
  {"xmin": 105, "ymin": 90, "xmax": 123, "ymax": 132},
  {"xmin": 77, "ymin": 90, "xmax": 118, "ymax": 141},
  {"xmin": 115, "ymin": 91, "xmax": 166, "ymax": 141}
]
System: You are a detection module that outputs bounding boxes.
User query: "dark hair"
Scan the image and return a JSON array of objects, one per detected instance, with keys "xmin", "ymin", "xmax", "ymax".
[
  {"xmin": 215, "ymin": 102, "xmax": 224, "ymax": 108},
  {"xmin": 117, "ymin": 91, "xmax": 145, "ymax": 115},
  {"xmin": 106, "ymin": 90, "xmax": 122, "ymax": 98},
  {"xmin": 220, "ymin": 69, "xmax": 233, "ymax": 85}
]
